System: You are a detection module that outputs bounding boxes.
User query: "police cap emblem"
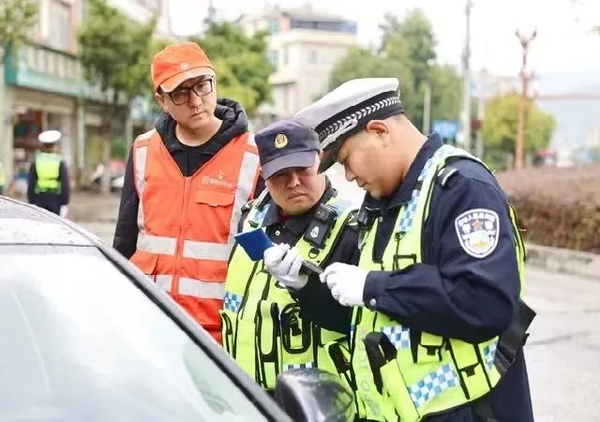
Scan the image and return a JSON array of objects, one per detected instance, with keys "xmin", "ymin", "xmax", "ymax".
[{"xmin": 274, "ymin": 133, "xmax": 288, "ymax": 149}]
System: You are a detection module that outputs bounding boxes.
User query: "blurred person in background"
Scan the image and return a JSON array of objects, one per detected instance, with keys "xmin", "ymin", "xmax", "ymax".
[
  {"xmin": 27, "ymin": 130, "xmax": 70, "ymax": 218},
  {"xmin": 113, "ymin": 41, "xmax": 262, "ymax": 343}
]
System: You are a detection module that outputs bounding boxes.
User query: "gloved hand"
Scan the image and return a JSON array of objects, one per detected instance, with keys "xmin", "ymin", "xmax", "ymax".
[
  {"xmin": 263, "ymin": 243, "xmax": 308, "ymax": 290},
  {"xmin": 319, "ymin": 262, "xmax": 369, "ymax": 307},
  {"xmin": 59, "ymin": 205, "xmax": 69, "ymax": 218}
]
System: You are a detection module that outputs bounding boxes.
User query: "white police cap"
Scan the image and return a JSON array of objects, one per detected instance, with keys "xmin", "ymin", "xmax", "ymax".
[
  {"xmin": 38, "ymin": 130, "xmax": 62, "ymax": 144},
  {"xmin": 294, "ymin": 78, "xmax": 402, "ymax": 172}
]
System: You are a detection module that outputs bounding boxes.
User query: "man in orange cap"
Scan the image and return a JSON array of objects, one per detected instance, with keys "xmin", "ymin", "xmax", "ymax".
[{"xmin": 114, "ymin": 42, "xmax": 262, "ymax": 342}]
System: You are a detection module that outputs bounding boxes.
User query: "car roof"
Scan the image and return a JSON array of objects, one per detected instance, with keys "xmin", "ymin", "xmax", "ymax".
[{"xmin": 0, "ymin": 197, "xmax": 98, "ymax": 246}]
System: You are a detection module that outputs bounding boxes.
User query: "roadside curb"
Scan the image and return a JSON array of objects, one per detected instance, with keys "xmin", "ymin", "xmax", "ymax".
[{"xmin": 525, "ymin": 243, "xmax": 600, "ymax": 281}]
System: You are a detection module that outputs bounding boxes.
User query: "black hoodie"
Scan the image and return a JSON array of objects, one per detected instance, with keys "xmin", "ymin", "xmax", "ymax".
[{"xmin": 113, "ymin": 98, "xmax": 263, "ymax": 258}]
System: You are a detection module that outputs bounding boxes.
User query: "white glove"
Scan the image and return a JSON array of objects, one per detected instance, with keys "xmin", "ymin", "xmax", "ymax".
[
  {"xmin": 319, "ymin": 262, "xmax": 369, "ymax": 307},
  {"xmin": 59, "ymin": 205, "xmax": 69, "ymax": 218},
  {"xmin": 263, "ymin": 243, "xmax": 308, "ymax": 290}
]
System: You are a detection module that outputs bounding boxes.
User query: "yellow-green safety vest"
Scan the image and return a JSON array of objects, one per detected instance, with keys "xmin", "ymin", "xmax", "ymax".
[
  {"xmin": 221, "ymin": 191, "xmax": 357, "ymax": 391},
  {"xmin": 351, "ymin": 144, "xmax": 526, "ymax": 421},
  {"xmin": 35, "ymin": 152, "xmax": 61, "ymax": 194}
]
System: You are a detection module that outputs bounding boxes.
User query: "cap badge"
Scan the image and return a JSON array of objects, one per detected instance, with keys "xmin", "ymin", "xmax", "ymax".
[
  {"xmin": 274, "ymin": 133, "xmax": 288, "ymax": 149},
  {"xmin": 180, "ymin": 62, "xmax": 190, "ymax": 70}
]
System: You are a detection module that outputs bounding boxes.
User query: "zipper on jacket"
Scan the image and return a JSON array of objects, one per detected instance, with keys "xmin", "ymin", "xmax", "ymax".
[{"xmin": 173, "ymin": 177, "xmax": 191, "ymax": 298}]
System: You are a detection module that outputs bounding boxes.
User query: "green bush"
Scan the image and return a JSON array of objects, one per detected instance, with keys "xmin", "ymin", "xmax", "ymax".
[{"xmin": 497, "ymin": 165, "xmax": 600, "ymax": 254}]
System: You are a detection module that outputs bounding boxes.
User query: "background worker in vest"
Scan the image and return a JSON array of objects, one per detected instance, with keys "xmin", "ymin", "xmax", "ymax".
[
  {"xmin": 27, "ymin": 130, "xmax": 70, "ymax": 218},
  {"xmin": 222, "ymin": 119, "xmax": 359, "ymax": 395},
  {"xmin": 113, "ymin": 41, "xmax": 262, "ymax": 342},
  {"xmin": 294, "ymin": 78, "xmax": 534, "ymax": 422},
  {"xmin": 0, "ymin": 160, "xmax": 6, "ymax": 196}
]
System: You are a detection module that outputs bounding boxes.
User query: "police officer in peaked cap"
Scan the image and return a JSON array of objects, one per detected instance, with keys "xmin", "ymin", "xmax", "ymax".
[
  {"xmin": 222, "ymin": 119, "xmax": 360, "ymax": 402},
  {"xmin": 289, "ymin": 78, "xmax": 535, "ymax": 422},
  {"xmin": 27, "ymin": 130, "xmax": 70, "ymax": 218}
]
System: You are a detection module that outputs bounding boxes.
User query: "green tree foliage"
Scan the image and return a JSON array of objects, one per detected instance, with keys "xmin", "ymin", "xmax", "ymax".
[
  {"xmin": 190, "ymin": 22, "xmax": 272, "ymax": 116},
  {"xmin": 77, "ymin": 0, "xmax": 156, "ymax": 191},
  {"xmin": 482, "ymin": 93, "xmax": 556, "ymax": 168},
  {"xmin": 331, "ymin": 9, "xmax": 460, "ymax": 131},
  {"xmin": 0, "ymin": 0, "xmax": 38, "ymax": 61},
  {"xmin": 78, "ymin": 0, "xmax": 155, "ymax": 102}
]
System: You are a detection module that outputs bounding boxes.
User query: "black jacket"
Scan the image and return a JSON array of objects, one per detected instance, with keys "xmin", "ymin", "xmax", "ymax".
[
  {"xmin": 27, "ymin": 156, "xmax": 70, "ymax": 215},
  {"xmin": 361, "ymin": 134, "xmax": 533, "ymax": 421},
  {"xmin": 113, "ymin": 98, "xmax": 264, "ymax": 258},
  {"xmin": 242, "ymin": 178, "xmax": 360, "ymax": 335}
]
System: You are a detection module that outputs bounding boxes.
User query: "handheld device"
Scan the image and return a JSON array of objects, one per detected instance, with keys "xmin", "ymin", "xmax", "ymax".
[{"xmin": 234, "ymin": 228, "xmax": 323, "ymax": 275}]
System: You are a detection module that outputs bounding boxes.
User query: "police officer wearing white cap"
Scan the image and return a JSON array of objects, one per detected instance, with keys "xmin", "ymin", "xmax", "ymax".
[
  {"xmin": 27, "ymin": 130, "xmax": 70, "ymax": 217},
  {"xmin": 292, "ymin": 78, "xmax": 535, "ymax": 422}
]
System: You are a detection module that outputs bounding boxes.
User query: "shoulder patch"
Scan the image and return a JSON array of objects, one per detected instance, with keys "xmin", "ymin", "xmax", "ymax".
[{"xmin": 454, "ymin": 208, "xmax": 500, "ymax": 258}]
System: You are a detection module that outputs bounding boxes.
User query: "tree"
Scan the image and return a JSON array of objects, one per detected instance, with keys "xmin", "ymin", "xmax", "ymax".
[
  {"xmin": 0, "ymin": 0, "xmax": 38, "ymax": 62},
  {"xmin": 331, "ymin": 9, "xmax": 455, "ymax": 132},
  {"xmin": 78, "ymin": 0, "xmax": 155, "ymax": 191},
  {"xmin": 482, "ymin": 93, "xmax": 556, "ymax": 169},
  {"xmin": 190, "ymin": 22, "xmax": 272, "ymax": 116}
]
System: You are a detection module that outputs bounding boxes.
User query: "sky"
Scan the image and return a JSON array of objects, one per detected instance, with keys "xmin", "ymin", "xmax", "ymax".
[{"xmin": 169, "ymin": 0, "xmax": 600, "ymax": 78}]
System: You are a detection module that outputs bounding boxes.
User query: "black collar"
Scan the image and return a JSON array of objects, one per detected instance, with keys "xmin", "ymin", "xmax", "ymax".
[{"xmin": 261, "ymin": 177, "xmax": 336, "ymax": 235}]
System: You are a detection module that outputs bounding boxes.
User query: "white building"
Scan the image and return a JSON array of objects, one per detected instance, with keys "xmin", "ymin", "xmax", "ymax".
[{"xmin": 240, "ymin": 7, "xmax": 357, "ymax": 123}]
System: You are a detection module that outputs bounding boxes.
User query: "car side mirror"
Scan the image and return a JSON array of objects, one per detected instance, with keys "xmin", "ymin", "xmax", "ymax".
[{"xmin": 274, "ymin": 368, "xmax": 356, "ymax": 422}]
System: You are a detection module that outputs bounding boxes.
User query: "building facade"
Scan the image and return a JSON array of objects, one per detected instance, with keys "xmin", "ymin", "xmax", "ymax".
[
  {"xmin": 0, "ymin": 0, "xmax": 174, "ymax": 197},
  {"xmin": 240, "ymin": 7, "xmax": 357, "ymax": 123}
]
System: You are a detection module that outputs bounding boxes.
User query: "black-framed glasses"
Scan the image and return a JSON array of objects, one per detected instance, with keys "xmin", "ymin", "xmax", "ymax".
[{"xmin": 166, "ymin": 77, "xmax": 214, "ymax": 105}]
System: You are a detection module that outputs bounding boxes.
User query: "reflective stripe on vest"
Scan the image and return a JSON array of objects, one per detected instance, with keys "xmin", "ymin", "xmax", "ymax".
[
  {"xmin": 35, "ymin": 152, "xmax": 61, "ymax": 193},
  {"xmin": 129, "ymin": 129, "xmax": 260, "ymax": 343},
  {"xmin": 351, "ymin": 144, "xmax": 525, "ymax": 421},
  {"xmin": 221, "ymin": 193, "xmax": 356, "ymax": 390}
]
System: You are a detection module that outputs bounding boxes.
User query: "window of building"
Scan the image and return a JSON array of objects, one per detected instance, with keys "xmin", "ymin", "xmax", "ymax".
[
  {"xmin": 282, "ymin": 47, "xmax": 288, "ymax": 66},
  {"xmin": 47, "ymin": 0, "xmax": 71, "ymax": 51},
  {"xmin": 267, "ymin": 18, "xmax": 279, "ymax": 33},
  {"xmin": 268, "ymin": 50, "xmax": 279, "ymax": 69}
]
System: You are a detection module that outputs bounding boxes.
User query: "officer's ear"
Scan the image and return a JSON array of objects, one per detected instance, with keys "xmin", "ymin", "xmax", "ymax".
[{"xmin": 365, "ymin": 120, "xmax": 391, "ymax": 147}]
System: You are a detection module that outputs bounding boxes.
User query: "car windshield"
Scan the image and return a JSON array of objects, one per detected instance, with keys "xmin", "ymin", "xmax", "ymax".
[{"xmin": 0, "ymin": 246, "xmax": 269, "ymax": 422}]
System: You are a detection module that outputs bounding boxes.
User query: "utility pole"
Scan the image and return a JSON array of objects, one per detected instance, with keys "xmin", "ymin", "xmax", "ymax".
[
  {"xmin": 515, "ymin": 29, "xmax": 537, "ymax": 170},
  {"xmin": 460, "ymin": 0, "xmax": 472, "ymax": 151},
  {"xmin": 422, "ymin": 83, "xmax": 431, "ymax": 135}
]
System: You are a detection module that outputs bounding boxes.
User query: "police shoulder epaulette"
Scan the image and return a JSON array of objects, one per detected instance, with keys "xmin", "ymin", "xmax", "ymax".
[
  {"xmin": 437, "ymin": 165, "xmax": 460, "ymax": 188},
  {"xmin": 345, "ymin": 209, "xmax": 360, "ymax": 229}
]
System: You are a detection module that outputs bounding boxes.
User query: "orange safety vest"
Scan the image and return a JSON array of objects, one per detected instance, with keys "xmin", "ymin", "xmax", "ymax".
[{"xmin": 130, "ymin": 129, "xmax": 260, "ymax": 343}]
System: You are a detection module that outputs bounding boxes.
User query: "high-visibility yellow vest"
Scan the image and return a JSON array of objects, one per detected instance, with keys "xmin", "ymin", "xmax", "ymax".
[
  {"xmin": 34, "ymin": 152, "xmax": 61, "ymax": 194},
  {"xmin": 221, "ymin": 191, "xmax": 357, "ymax": 391},
  {"xmin": 351, "ymin": 144, "xmax": 526, "ymax": 421}
]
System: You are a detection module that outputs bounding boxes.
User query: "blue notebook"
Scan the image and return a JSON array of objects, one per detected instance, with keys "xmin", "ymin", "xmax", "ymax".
[{"xmin": 233, "ymin": 228, "xmax": 274, "ymax": 261}]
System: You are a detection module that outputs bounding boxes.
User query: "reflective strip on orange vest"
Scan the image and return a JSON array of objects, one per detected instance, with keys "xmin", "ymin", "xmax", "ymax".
[
  {"xmin": 137, "ymin": 233, "xmax": 177, "ymax": 255},
  {"xmin": 179, "ymin": 277, "xmax": 226, "ymax": 300},
  {"xmin": 182, "ymin": 240, "xmax": 232, "ymax": 261},
  {"xmin": 155, "ymin": 275, "xmax": 172, "ymax": 292},
  {"xmin": 152, "ymin": 274, "xmax": 225, "ymax": 300},
  {"xmin": 228, "ymin": 134, "xmax": 260, "ymax": 244}
]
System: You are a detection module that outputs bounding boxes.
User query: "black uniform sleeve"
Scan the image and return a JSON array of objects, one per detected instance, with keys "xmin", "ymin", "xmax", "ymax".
[
  {"xmin": 113, "ymin": 147, "xmax": 140, "ymax": 259},
  {"xmin": 59, "ymin": 161, "xmax": 70, "ymax": 206},
  {"xmin": 363, "ymin": 166, "xmax": 520, "ymax": 344},
  {"xmin": 291, "ymin": 212, "xmax": 360, "ymax": 334},
  {"xmin": 27, "ymin": 161, "xmax": 36, "ymax": 203}
]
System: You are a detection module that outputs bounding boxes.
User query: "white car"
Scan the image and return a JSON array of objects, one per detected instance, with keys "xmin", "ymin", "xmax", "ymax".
[{"xmin": 0, "ymin": 197, "xmax": 355, "ymax": 422}]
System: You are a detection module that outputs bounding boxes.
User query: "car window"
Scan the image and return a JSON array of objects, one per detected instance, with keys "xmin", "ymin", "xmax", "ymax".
[{"xmin": 0, "ymin": 247, "xmax": 269, "ymax": 422}]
